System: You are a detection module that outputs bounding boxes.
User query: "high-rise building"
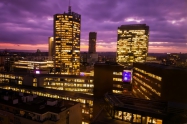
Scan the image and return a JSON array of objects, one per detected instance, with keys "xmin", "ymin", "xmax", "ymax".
[
  {"xmin": 48, "ymin": 37, "xmax": 54, "ymax": 58},
  {"xmin": 53, "ymin": 6, "xmax": 81, "ymax": 75},
  {"xmin": 88, "ymin": 32, "xmax": 97, "ymax": 54},
  {"xmin": 116, "ymin": 24, "xmax": 149, "ymax": 66},
  {"xmin": 87, "ymin": 32, "xmax": 98, "ymax": 64}
]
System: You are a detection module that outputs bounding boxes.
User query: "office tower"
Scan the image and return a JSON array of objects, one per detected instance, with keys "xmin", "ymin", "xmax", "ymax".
[
  {"xmin": 116, "ymin": 24, "xmax": 149, "ymax": 66},
  {"xmin": 53, "ymin": 6, "xmax": 81, "ymax": 75},
  {"xmin": 87, "ymin": 32, "xmax": 98, "ymax": 64},
  {"xmin": 48, "ymin": 37, "xmax": 54, "ymax": 59},
  {"xmin": 88, "ymin": 32, "xmax": 97, "ymax": 54}
]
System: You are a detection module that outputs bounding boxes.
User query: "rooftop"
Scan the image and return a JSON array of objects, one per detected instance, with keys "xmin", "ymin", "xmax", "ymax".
[
  {"xmin": 134, "ymin": 62, "xmax": 187, "ymax": 71},
  {"xmin": 0, "ymin": 83, "xmax": 93, "ymax": 100},
  {"xmin": 105, "ymin": 93, "xmax": 168, "ymax": 117},
  {"xmin": 0, "ymin": 88, "xmax": 77, "ymax": 114},
  {"xmin": 119, "ymin": 24, "xmax": 149, "ymax": 29},
  {"xmin": 0, "ymin": 72, "xmax": 94, "ymax": 79}
]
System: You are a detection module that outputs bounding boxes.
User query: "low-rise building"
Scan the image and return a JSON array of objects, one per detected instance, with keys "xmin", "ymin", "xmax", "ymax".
[
  {"xmin": 12, "ymin": 60, "xmax": 54, "ymax": 74},
  {"xmin": 0, "ymin": 89, "xmax": 82, "ymax": 124}
]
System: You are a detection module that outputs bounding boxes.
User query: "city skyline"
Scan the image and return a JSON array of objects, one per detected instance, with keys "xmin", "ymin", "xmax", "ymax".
[{"xmin": 0, "ymin": 0, "xmax": 187, "ymax": 53}]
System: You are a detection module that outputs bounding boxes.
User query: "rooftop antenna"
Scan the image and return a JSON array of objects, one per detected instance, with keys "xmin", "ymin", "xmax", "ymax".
[{"xmin": 68, "ymin": 0, "xmax": 71, "ymax": 13}]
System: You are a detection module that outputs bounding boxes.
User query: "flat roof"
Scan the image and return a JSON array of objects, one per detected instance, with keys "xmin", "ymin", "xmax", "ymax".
[
  {"xmin": 134, "ymin": 62, "xmax": 187, "ymax": 71},
  {"xmin": 0, "ymin": 72, "xmax": 94, "ymax": 79},
  {"xmin": 118, "ymin": 24, "xmax": 149, "ymax": 29},
  {"xmin": 0, "ymin": 88, "xmax": 78, "ymax": 114},
  {"xmin": 0, "ymin": 83, "xmax": 93, "ymax": 100},
  {"xmin": 105, "ymin": 93, "xmax": 167, "ymax": 116}
]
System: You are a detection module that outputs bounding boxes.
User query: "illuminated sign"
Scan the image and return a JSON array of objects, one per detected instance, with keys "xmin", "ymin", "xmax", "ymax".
[
  {"xmin": 80, "ymin": 72, "xmax": 85, "ymax": 76},
  {"xmin": 122, "ymin": 70, "xmax": 132, "ymax": 83},
  {"xmin": 36, "ymin": 70, "xmax": 40, "ymax": 74}
]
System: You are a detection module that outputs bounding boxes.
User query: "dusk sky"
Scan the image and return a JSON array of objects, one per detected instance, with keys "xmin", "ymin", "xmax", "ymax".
[{"xmin": 0, "ymin": 0, "xmax": 187, "ymax": 53}]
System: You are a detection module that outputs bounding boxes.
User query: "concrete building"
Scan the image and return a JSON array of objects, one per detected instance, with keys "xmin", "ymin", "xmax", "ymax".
[
  {"xmin": 1, "ymin": 62, "xmax": 187, "ymax": 123},
  {"xmin": 94, "ymin": 62, "xmax": 132, "ymax": 97},
  {"xmin": 116, "ymin": 24, "xmax": 149, "ymax": 66},
  {"xmin": 12, "ymin": 60, "xmax": 54, "ymax": 73},
  {"xmin": 146, "ymin": 56, "xmax": 161, "ymax": 64},
  {"xmin": 87, "ymin": 32, "xmax": 98, "ymax": 65},
  {"xmin": 0, "ymin": 62, "xmax": 132, "ymax": 123},
  {"xmin": 0, "ymin": 72, "xmax": 94, "ymax": 95},
  {"xmin": 53, "ymin": 6, "xmax": 81, "ymax": 75},
  {"xmin": 132, "ymin": 62, "xmax": 187, "ymax": 104},
  {"xmin": 104, "ymin": 93, "xmax": 187, "ymax": 124},
  {"xmin": 88, "ymin": 32, "xmax": 97, "ymax": 54},
  {"xmin": 48, "ymin": 36, "xmax": 54, "ymax": 59},
  {"xmin": 87, "ymin": 53, "xmax": 98, "ymax": 65},
  {"xmin": 0, "ymin": 89, "xmax": 82, "ymax": 124},
  {"xmin": 0, "ymin": 72, "xmax": 94, "ymax": 123}
]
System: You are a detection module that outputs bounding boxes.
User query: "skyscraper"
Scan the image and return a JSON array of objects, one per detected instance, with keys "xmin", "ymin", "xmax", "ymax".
[
  {"xmin": 53, "ymin": 6, "xmax": 81, "ymax": 75},
  {"xmin": 48, "ymin": 37, "xmax": 54, "ymax": 59},
  {"xmin": 116, "ymin": 24, "xmax": 149, "ymax": 66},
  {"xmin": 87, "ymin": 32, "xmax": 98, "ymax": 64},
  {"xmin": 88, "ymin": 32, "xmax": 97, "ymax": 54}
]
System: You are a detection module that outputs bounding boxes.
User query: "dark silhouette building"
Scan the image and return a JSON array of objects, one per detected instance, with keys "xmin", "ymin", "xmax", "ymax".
[
  {"xmin": 93, "ymin": 62, "xmax": 132, "ymax": 98},
  {"xmin": 88, "ymin": 32, "xmax": 97, "ymax": 54},
  {"xmin": 104, "ymin": 93, "xmax": 187, "ymax": 124},
  {"xmin": 133, "ymin": 62, "xmax": 187, "ymax": 104}
]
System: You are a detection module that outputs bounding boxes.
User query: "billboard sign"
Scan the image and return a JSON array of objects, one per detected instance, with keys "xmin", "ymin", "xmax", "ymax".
[{"xmin": 122, "ymin": 70, "xmax": 132, "ymax": 83}]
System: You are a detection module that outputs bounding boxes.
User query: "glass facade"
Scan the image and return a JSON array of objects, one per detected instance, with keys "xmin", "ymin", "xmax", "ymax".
[
  {"xmin": 114, "ymin": 110, "xmax": 162, "ymax": 124},
  {"xmin": 48, "ymin": 37, "xmax": 54, "ymax": 57},
  {"xmin": 43, "ymin": 77, "xmax": 94, "ymax": 95},
  {"xmin": 13, "ymin": 60, "xmax": 54, "ymax": 70},
  {"xmin": 116, "ymin": 24, "xmax": 149, "ymax": 66},
  {"xmin": 104, "ymin": 94, "xmax": 164, "ymax": 124},
  {"xmin": 133, "ymin": 67, "xmax": 162, "ymax": 100},
  {"xmin": 54, "ymin": 10, "xmax": 81, "ymax": 75}
]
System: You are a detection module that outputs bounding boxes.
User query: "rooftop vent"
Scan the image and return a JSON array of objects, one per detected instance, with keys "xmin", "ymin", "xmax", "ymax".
[
  {"xmin": 19, "ymin": 92, "xmax": 23, "ymax": 96},
  {"xmin": 47, "ymin": 99, "xmax": 58, "ymax": 106},
  {"xmin": 13, "ymin": 99, "xmax": 18, "ymax": 104},
  {"xmin": 4, "ymin": 96, "xmax": 9, "ymax": 101}
]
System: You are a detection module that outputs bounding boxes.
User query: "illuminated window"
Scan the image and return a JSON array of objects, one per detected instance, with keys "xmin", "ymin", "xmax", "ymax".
[
  {"xmin": 113, "ymin": 78, "xmax": 122, "ymax": 82},
  {"xmin": 33, "ymin": 83, "xmax": 37, "ymax": 87},
  {"xmin": 18, "ymin": 81, "xmax": 22, "ymax": 85}
]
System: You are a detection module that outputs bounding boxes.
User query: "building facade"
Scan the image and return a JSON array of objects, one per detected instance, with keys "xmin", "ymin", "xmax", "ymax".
[
  {"xmin": 0, "ymin": 62, "xmax": 131, "ymax": 123},
  {"xmin": 88, "ymin": 32, "xmax": 97, "ymax": 54},
  {"xmin": 12, "ymin": 60, "xmax": 54, "ymax": 73},
  {"xmin": 104, "ymin": 93, "xmax": 187, "ymax": 124},
  {"xmin": 116, "ymin": 24, "xmax": 149, "ymax": 66},
  {"xmin": 0, "ymin": 89, "xmax": 82, "ymax": 124},
  {"xmin": 53, "ymin": 7, "xmax": 81, "ymax": 75},
  {"xmin": 132, "ymin": 62, "xmax": 187, "ymax": 104},
  {"xmin": 94, "ymin": 63, "xmax": 132, "ymax": 97},
  {"xmin": 48, "ymin": 36, "xmax": 54, "ymax": 59},
  {"xmin": 0, "ymin": 72, "xmax": 94, "ymax": 123}
]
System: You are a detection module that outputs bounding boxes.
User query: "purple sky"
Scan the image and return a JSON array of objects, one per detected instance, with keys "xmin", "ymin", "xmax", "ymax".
[{"xmin": 0, "ymin": 0, "xmax": 187, "ymax": 53}]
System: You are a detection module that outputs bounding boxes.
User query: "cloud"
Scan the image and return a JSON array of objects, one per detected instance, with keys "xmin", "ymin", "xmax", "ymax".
[{"xmin": 0, "ymin": 0, "xmax": 187, "ymax": 52}]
